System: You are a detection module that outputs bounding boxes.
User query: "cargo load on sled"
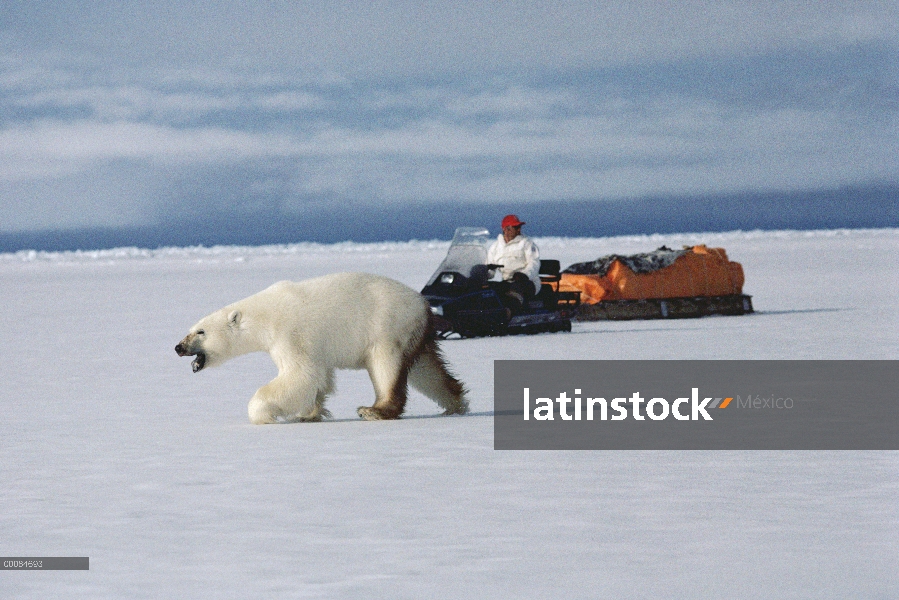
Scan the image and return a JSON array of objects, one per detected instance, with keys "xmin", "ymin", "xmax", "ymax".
[{"xmin": 561, "ymin": 245, "xmax": 753, "ymax": 320}]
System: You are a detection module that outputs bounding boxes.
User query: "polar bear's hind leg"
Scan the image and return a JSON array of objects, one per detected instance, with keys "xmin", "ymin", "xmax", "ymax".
[
  {"xmin": 357, "ymin": 336, "xmax": 468, "ymax": 421},
  {"xmin": 357, "ymin": 342, "xmax": 412, "ymax": 420},
  {"xmin": 409, "ymin": 340, "xmax": 468, "ymax": 415}
]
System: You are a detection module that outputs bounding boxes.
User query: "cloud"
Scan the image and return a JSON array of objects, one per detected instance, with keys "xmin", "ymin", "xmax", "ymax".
[
  {"xmin": 0, "ymin": 2, "xmax": 896, "ymax": 232},
  {"xmin": 4, "ymin": 1, "xmax": 897, "ymax": 75}
]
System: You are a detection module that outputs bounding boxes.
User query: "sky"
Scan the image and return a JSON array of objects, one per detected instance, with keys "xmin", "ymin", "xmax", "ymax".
[{"xmin": 0, "ymin": 1, "xmax": 897, "ymax": 235}]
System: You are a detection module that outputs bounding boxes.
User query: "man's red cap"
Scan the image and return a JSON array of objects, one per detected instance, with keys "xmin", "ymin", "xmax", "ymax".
[{"xmin": 501, "ymin": 214, "xmax": 525, "ymax": 229}]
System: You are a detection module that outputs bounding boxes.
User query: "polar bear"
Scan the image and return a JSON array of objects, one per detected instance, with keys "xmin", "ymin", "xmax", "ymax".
[{"xmin": 175, "ymin": 272, "xmax": 468, "ymax": 423}]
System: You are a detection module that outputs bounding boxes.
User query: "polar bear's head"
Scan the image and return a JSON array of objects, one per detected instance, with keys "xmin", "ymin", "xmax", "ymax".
[{"xmin": 175, "ymin": 309, "xmax": 243, "ymax": 373}]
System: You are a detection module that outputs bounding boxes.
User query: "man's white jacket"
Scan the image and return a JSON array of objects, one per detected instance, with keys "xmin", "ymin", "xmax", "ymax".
[{"xmin": 486, "ymin": 234, "xmax": 541, "ymax": 291}]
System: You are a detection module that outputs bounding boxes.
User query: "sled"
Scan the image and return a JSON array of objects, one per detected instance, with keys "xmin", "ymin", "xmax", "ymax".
[
  {"xmin": 422, "ymin": 228, "xmax": 578, "ymax": 338},
  {"xmin": 561, "ymin": 245, "xmax": 754, "ymax": 321}
]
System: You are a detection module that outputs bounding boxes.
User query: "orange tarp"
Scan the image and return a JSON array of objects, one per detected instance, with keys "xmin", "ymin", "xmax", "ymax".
[{"xmin": 559, "ymin": 245, "xmax": 744, "ymax": 304}]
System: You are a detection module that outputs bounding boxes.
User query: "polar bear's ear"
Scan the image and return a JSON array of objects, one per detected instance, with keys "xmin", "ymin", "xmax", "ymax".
[{"xmin": 228, "ymin": 310, "xmax": 242, "ymax": 328}]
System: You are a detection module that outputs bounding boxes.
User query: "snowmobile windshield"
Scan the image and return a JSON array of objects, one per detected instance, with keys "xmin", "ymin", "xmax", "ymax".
[{"xmin": 425, "ymin": 227, "xmax": 492, "ymax": 286}]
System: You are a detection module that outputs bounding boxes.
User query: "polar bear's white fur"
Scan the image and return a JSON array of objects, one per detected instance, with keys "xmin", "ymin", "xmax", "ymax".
[{"xmin": 175, "ymin": 272, "xmax": 468, "ymax": 423}]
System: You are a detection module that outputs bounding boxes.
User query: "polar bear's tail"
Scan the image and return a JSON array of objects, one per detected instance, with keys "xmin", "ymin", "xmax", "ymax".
[{"xmin": 409, "ymin": 338, "xmax": 469, "ymax": 416}]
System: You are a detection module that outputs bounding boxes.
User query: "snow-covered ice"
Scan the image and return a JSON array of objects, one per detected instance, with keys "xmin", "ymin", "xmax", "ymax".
[{"xmin": 2, "ymin": 228, "xmax": 898, "ymax": 598}]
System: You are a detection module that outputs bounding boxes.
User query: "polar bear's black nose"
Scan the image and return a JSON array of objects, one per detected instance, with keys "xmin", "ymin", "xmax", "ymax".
[{"xmin": 175, "ymin": 343, "xmax": 187, "ymax": 356}]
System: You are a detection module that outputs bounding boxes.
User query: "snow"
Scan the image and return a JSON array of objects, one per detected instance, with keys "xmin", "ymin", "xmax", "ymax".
[{"xmin": 2, "ymin": 228, "xmax": 898, "ymax": 598}]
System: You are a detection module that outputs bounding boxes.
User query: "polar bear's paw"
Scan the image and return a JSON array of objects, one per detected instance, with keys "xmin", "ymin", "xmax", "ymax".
[
  {"xmin": 296, "ymin": 407, "xmax": 332, "ymax": 422},
  {"xmin": 442, "ymin": 403, "xmax": 469, "ymax": 416},
  {"xmin": 357, "ymin": 406, "xmax": 401, "ymax": 421}
]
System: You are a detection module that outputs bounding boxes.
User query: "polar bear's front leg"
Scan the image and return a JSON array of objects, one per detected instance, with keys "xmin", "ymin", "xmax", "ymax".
[{"xmin": 247, "ymin": 371, "xmax": 331, "ymax": 424}]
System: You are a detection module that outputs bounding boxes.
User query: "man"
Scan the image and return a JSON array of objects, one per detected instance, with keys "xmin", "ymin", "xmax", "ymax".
[{"xmin": 486, "ymin": 214, "xmax": 541, "ymax": 309}]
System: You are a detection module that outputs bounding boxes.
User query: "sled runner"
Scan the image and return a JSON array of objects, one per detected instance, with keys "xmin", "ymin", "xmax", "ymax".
[{"xmin": 574, "ymin": 293, "xmax": 753, "ymax": 321}]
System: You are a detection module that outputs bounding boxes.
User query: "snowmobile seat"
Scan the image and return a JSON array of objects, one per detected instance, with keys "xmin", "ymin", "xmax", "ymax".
[
  {"xmin": 539, "ymin": 260, "xmax": 561, "ymax": 290},
  {"xmin": 538, "ymin": 260, "xmax": 580, "ymax": 308}
]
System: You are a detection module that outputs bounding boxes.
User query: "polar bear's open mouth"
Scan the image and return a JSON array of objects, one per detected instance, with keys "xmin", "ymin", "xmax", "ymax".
[{"xmin": 192, "ymin": 353, "xmax": 206, "ymax": 373}]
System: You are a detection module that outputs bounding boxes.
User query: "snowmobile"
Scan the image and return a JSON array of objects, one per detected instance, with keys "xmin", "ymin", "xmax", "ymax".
[{"xmin": 421, "ymin": 227, "xmax": 580, "ymax": 338}]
